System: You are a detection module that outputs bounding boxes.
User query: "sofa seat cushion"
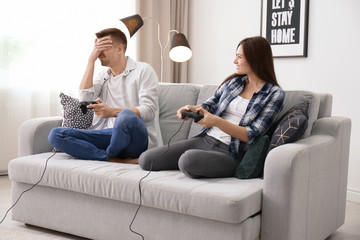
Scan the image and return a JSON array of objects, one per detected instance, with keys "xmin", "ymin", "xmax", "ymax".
[{"xmin": 9, "ymin": 152, "xmax": 263, "ymax": 224}]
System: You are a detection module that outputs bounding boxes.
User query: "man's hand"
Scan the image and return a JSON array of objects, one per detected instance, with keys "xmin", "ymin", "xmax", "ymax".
[
  {"xmin": 80, "ymin": 37, "xmax": 113, "ymax": 89},
  {"xmin": 87, "ymin": 98, "xmax": 120, "ymax": 118},
  {"xmin": 88, "ymin": 37, "xmax": 113, "ymax": 63}
]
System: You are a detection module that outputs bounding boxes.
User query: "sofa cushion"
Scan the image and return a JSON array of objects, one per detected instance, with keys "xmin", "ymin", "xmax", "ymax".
[
  {"xmin": 235, "ymin": 135, "xmax": 270, "ymax": 179},
  {"xmin": 268, "ymin": 101, "xmax": 309, "ymax": 152},
  {"xmin": 60, "ymin": 92, "xmax": 93, "ymax": 129},
  {"xmin": 277, "ymin": 91, "xmax": 319, "ymax": 138},
  {"xmin": 189, "ymin": 84, "xmax": 218, "ymax": 138},
  {"xmin": 8, "ymin": 153, "xmax": 263, "ymax": 224},
  {"xmin": 158, "ymin": 83, "xmax": 201, "ymax": 144}
]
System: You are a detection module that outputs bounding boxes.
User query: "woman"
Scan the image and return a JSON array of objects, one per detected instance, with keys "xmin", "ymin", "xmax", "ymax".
[{"xmin": 139, "ymin": 36, "xmax": 285, "ymax": 178}]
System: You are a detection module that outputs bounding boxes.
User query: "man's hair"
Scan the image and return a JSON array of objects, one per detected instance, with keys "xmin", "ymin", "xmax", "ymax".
[{"xmin": 95, "ymin": 28, "xmax": 127, "ymax": 52}]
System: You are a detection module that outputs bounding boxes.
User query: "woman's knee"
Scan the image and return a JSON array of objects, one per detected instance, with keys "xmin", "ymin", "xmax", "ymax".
[
  {"xmin": 178, "ymin": 150, "xmax": 201, "ymax": 178},
  {"xmin": 138, "ymin": 150, "xmax": 153, "ymax": 170}
]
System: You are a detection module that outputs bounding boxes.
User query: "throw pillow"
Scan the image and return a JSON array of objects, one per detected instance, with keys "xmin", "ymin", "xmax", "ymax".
[
  {"xmin": 268, "ymin": 101, "xmax": 309, "ymax": 152},
  {"xmin": 234, "ymin": 135, "xmax": 270, "ymax": 179},
  {"xmin": 60, "ymin": 92, "xmax": 93, "ymax": 129}
]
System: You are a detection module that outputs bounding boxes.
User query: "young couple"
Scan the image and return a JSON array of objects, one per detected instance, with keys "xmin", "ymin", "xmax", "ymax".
[{"xmin": 48, "ymin": 28, "xmax": 284, "ymax": 179}]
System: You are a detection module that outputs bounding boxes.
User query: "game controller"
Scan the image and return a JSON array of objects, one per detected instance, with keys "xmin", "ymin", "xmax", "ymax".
[
  {"xmin": 181, "ymin": 110, "xmax": 204, "ymax": 123},
  {"xmin": 80, "ymin": 101, "xmax": 98, "ymax": 114}
]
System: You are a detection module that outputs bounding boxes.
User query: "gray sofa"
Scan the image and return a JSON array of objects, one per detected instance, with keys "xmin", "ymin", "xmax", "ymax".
[{"xmin": 8, "ymin": 83, "xmax": 351, "ymax": 240}]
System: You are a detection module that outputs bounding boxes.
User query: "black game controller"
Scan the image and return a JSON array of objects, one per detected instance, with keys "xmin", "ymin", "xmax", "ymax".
[
  {"xmin": 181, "ymin": 110, "xmax": 204, "ymax": 123},
  {"xmin": 80, "ymin": 101, "xmax": 98, "ymax": 114}
]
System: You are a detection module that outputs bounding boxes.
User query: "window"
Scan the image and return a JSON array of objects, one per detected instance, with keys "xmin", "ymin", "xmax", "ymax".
[
  {"xmin": 0, "ymin": 0, "xmax": 136, "ymax": 90},
  {"xmin": 0, "ymin": 0, "xmax": 136, "ymax": 172}
]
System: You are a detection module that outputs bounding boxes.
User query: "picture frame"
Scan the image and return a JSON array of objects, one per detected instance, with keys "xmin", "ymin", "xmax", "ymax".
[{"xmin": 261, "ymin": 0, "xmax": 309, "ymax": 57}]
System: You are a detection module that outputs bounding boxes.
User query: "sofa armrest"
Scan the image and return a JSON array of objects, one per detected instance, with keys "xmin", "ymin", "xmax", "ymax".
[
  {"xmin": 18, "ymin": 116, "xmax": 63, "ymax": 157},
  {"xmin": 261, "ymin": 116, "xmax": 351, "ymax": 240}
]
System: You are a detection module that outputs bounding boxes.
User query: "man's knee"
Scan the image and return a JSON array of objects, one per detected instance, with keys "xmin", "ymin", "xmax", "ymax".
[
  {"xmin": 48, "ymin": 127, "xmax": 63, "ymax": 148},
  {"xmin": 116, "ymin": 109, "xmax": 138, "ymax": 122},
  {"xmin": 115, "ymin": 109, "xmax": 142, "ymax": 131}
]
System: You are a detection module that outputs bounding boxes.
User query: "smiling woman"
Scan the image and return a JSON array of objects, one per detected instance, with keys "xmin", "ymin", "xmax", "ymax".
[{"xmin": 0, "ymin": 0, "xmax": 136, "ymax": 173}]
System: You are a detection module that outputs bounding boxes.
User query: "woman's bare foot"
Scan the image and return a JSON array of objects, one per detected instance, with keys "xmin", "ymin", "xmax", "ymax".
[{"xmin": 109, "ymin": 157, "xmax": 139, "ymax": 164}]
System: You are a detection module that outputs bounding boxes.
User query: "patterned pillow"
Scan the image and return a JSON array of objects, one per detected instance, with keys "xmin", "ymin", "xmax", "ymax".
[
  {"xmin": 268, "ymin": 101, "xmax": 309, "ymax": 152},
  {"xmin": 60, "ymin": 92, "xmax": 93, "ymax": 129},
  {"xmin": 234, "ymin": 135, "xmax": 270, "ymax": 179}
]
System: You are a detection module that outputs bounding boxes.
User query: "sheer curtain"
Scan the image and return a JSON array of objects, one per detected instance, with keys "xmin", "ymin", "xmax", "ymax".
[
  {"xmin": 0, "ymin": 0, "xmax": 136, "ymax": 173},
  {"xmin": 136, "ymin": 0, "xmax": 189, "ymax": 83}
]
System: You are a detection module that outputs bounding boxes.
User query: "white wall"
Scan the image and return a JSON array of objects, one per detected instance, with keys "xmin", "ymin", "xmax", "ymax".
[
  {"xmin": 188, "ymin": 0, "xmax": 360, "ymax": 203},
  {"xmin": 0, "ymin": 0, "xmax": 136, "ymax": 173}
]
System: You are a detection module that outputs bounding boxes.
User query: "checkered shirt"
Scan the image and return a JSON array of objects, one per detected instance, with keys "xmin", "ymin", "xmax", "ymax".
[{"xmin": 201, "ymin": 75, "xmax": 285, "ymax": 159}]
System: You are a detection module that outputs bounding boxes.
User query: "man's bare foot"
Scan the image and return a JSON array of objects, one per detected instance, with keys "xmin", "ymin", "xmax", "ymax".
[{"xmin": 109, "ymin": 157, "xmax": 139, "ymax": 164}]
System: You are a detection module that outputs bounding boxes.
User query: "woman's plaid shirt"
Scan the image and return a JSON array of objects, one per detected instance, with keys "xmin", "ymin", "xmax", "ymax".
[{"xmin": 201, "ymin": 75, "xmax": 285, "ymax": 159}]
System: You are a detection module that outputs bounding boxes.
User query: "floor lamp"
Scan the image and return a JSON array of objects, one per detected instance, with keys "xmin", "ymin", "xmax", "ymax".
[{"xmin": 120, "ymin": 14, "xmax": 192, "ymax": 82}]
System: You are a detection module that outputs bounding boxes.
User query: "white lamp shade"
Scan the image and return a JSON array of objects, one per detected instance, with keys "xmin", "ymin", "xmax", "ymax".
[
  {"xmin": 169, "ymin": 33, "xmax": 192, "ymax": 62},
  {"xmin": 169, "ymin": 46, "xmax": 192, "ymax": 62}
]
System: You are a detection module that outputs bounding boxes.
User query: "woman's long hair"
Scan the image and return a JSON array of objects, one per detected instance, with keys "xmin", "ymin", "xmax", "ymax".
[{"xmin": 220, "ymin": 36, "xmax": 279, "ymax": 87}]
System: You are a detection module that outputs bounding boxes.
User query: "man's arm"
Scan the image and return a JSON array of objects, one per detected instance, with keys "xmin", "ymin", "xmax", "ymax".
[
  {"xmin": 135, "ymin": 64, "xmax": 159, "ymax": 122},
  {"xmin": 86, "ymin": 99, "xmax": 141, "ymax": 118},
  {"xmin": 80, "ymin": 37, "xmax": 112, "ymax": 90}
]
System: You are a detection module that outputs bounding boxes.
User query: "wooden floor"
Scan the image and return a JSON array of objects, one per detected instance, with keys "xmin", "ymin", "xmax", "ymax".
[{"xmin": 1, "ymin": 175, "xmax": 360, "ymax": 239}]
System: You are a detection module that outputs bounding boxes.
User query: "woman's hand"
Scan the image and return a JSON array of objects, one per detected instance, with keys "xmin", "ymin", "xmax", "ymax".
[
  {"xmin": 193, "ymin": 106, "xmax": 219, "ymax": 129},
  {"xmin": 199, "ymin": 106, "xmax": 249, "ymax": 141},
  {"xmin": 177, "ymin": 105, "xmax": 200, "ymax": 120},
  {"xmin": 177, "ymin": 105, "xmax": 219, "ymax": 129}
]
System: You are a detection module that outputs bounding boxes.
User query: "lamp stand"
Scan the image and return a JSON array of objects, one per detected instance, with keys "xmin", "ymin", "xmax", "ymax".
[{"xmin": 143, "ymin": 17, "xmax": 179, "ymax": 83}]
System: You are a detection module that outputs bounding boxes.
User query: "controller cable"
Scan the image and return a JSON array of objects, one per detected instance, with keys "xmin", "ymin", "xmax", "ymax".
[
  {"xmin": 0, "ymin": 101, "xmax": 99, "ymax": 224},
  {"xmin": 129, "ymin": 119, "xmax": 186, "ymax": 240},
  {"xmin": 0, "ymin": 118, "xmax": 187, "ymax": 239},
  {"xmin": 0, "ymin": 127, "xmax": 74, "ymax": 225}
]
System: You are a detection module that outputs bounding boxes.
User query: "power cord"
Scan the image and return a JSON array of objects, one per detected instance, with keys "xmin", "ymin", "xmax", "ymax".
[
  {"xmin": 1, "ymin": 119, "xmax": 186, "ymax": 238},
  {"xmin": 129, "ymin": 120, "xmax": 186, "ymax": 240},
  {"xmin": 0, "ymin": 127, "xmax": 74, "ymax": 225}
]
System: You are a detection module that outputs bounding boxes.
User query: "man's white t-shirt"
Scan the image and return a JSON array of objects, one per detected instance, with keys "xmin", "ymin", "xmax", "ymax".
[{"xmin": 79, "ymin": 57, "xmax": 163, "ymax": 149}]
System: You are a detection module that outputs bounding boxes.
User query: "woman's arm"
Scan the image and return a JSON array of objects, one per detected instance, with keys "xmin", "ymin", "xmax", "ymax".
[
  {"xmin": 192, "ymin": 106, "xmax": 249, "ymax": 142},
  {"xmin": 208, "ymin": 115, "xmax": 249, "ymax": 142}
]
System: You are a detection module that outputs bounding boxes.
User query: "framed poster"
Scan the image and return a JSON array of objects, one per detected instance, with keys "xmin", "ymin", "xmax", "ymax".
[{"xmin": 261, "ymin": 0, "xmax": 309, "ymax": 57}]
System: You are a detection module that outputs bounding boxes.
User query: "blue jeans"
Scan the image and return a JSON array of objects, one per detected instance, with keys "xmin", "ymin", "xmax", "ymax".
[{"xmin": 48, "ymin": 109, "xmax": 148, "ymax": 161}]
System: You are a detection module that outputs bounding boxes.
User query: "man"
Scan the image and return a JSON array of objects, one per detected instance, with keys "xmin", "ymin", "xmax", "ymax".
[{"xmin": 48, "ymin": 28, "xmax": 162, "ymax": 163}]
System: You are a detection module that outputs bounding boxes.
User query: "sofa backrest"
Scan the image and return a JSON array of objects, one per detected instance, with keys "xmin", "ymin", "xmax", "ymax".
[
  {"xmin": 277, "ymin": 90, "xmax": 320, "ymax": 138},
  {"xmin": 317, "ymin": 93, "xmax": 332, "ymax": 119},
  {"xmin": 188, "ymin": 85, "xmax": 218, "ymax": 138},
  {"xmin": 158, "ymin": 83, "xmax": 202, "ymax": 144},
  {"xmin": 157, "ymin": 83, "xmax": 332, "ymax": 144}
]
